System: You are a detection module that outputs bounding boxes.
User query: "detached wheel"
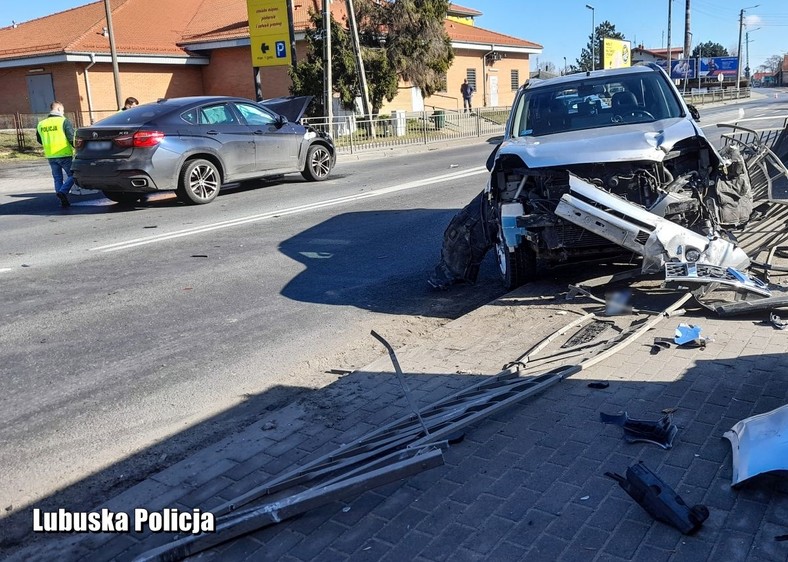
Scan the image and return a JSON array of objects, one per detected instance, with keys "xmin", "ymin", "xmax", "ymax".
[
  {"xmin": 495, "ymin": 238, "xmax": 536, "ymax": 290},
  {"xmin": 177, "ymin": 159, "xmax": 220, "ymax": 204},
  {"xmin": 103, "ymin": 191, "xmax": 144, "ymax": 205},
  {"xmin": 301, "ymin": 144, "xmax": 332, "ymax": 181}
]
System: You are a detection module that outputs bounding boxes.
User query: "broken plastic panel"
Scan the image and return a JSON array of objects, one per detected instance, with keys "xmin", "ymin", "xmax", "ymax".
[
  {"xmin": 606, "ymin": 462, "xmax": 709, "ymax": 534},
  {"xmin": 554, "ymin": 174, "xmax": 750, "ymax": 274},
  {"xmin": 664, "ymin": 262, "xmax": 771, "ymax": 298},
  {"xmin": 600, "ymin": 411, "xmax": 678, "ymax": 449},
  {"xmin": 723, "ymin": 403, "xmax": 788, "ymax": 487}
]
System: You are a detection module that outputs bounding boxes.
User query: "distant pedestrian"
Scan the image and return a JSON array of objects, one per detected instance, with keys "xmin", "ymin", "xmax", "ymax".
[
  {"xmin": 36, "ymin": 101, "xmax": 75, "ymax": 208},
  {"xmin": 122, "ymin": 97, "xmax": 139, "ymax": 110},
  {"xmin": 460, "ymin": 79, "xmax": 474, "ymax": 113}
]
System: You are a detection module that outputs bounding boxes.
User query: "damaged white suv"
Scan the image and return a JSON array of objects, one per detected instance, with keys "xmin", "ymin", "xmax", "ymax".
[{"xmin": 431, "ymin": 63, "xmax": 758, "ymax": 290}]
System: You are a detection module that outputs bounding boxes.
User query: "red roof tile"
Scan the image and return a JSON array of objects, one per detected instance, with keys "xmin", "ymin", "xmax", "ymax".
[
  {"xmin": 444, "ymin": 20, "xmax": 541, "ymax": 49},
  {"xmin": 0, "ymin": 0, "xmax": 208, "ymax": 60}
]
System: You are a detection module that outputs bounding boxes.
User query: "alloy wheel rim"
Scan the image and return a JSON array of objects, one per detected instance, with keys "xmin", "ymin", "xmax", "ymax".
[
  {"xmin": 189, "ymin": 165, "xmax": 219, "ymax": 199},
  {"xmin": 310, "ymin": 148, "xmax": 331, "ymax": 177}
]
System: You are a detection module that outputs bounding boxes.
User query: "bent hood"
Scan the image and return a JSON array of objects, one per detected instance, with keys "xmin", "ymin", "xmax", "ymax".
[
  {"xmin": 259, "ymin": 96, "xmax": 313, "ymax": 123},
  {"xmin": 498, "ymin": 117, "xmax": 714, "ymax": 168}
]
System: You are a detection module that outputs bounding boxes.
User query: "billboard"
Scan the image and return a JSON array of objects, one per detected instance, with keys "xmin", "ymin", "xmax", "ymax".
[
  {"xmin": 657, "ymin": 56, "xmax": 739, "ymax": 80},
  {"xmin": 603, "ymin": 38, "xmax": 631, "ymax": 69},
  {"xmin": 656, "ymin": 59, "xmax": 697, "ymax": 79},
  {"xmin": 698, "ymin": 56, "xmax": 739, "ymax": 78},
  {"xmin": 247, "ymin": 0, "xmax": 292, "ymax": 67}
]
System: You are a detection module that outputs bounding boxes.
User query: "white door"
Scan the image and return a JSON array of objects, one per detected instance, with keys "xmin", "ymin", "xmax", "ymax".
[
  {"xmin": 411, "ymin": 86, "xmax": 424, "ymax": 112},
  {"xmin": 489, "ymin": 75, "xmax": 499, "ymax": 107}
]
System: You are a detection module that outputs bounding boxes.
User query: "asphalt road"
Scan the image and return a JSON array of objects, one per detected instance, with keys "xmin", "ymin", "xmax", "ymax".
[
  {"xmin": 0, "ymin": 138, "xmax": 506, "ymax": 519},
  {"xmin": 1, "ymin": 90, "xmax": 786, "ymax": 527}
]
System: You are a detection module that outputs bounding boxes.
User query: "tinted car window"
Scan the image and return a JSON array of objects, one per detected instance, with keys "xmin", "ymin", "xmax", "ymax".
[
  {"xmin": 234, "ymin": 103, "xmax": 277, "ymax": 126},
  {"xmin": 199, "ymin": 104, "xmax": 237, "ymax": 125},
  {"xmin": 181, "ymin": 108, "xmax": 198, "ymax": 124},
  {"xmin": 94, "ymin": 103, "xmax": 171, "ymax": 125}
]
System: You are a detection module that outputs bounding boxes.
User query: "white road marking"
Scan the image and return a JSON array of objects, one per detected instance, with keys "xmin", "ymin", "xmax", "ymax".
[
  {"xmin": 0, "ymin": 268, "xmax": 14, "ymax": 273},
  {"xmin": 91, "ymin": 166, "xmax": 488, "ymax": 252}
]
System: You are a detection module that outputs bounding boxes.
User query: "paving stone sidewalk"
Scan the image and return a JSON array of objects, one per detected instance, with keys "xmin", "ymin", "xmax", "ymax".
[{"xmin": 10, "ymin": 268, "xmax": 788, "ymax": 562}]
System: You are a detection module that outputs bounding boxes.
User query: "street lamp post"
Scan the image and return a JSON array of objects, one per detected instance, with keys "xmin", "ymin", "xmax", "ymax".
[
  {"xmin": 736, "ymin": 4, "xmax": 759, "ymax": 93},
  {"xmin": 103, "ymin": 0, "xmax": 122, "ymax": 109},
  {"xmin": 563, "ymin": 56, "xmax": 567, "ymax": 75},
  {"xmin": 745, "ymin": 27, "xmax": 760, "ymax": 79},
  {"xmin": 586, "ymin": 4, "xmax": 595, "ymax": 71}
]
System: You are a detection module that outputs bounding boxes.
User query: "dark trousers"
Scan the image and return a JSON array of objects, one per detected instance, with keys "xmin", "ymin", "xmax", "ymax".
[{"xmin": 463, "ymin": 97, "xmax": 472, "ymax": 112}]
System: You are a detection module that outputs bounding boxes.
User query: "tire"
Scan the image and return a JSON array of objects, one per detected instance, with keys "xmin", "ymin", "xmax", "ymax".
[
  {"xmin": 177, "ymin": 159, "xmax": 221, "ymax": 205},
  {"xmin": 495, "ymin": 238, "xmax": 536, "ymax": 290},
  {"xmin": 301, "ymin": 144, "xmax": 333, "ymax": 181},
  {"xmin": 102, "ymin": 191, "xmax": 144, "ymax": 205}
]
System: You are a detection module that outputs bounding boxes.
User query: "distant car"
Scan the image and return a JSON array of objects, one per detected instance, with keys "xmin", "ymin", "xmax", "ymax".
[{"xmin": 71, "ymin": 96, "xmax": 335, "ymax": 205}]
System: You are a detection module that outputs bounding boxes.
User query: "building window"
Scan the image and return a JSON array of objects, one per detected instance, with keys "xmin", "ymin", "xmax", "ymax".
[
  {"xmin": 466, "ymin": 69, "xmax": 477, "ymax": 91},
  {"xmin": 511, "ymin": 69, "xmax": 520, "ymax": 91}
]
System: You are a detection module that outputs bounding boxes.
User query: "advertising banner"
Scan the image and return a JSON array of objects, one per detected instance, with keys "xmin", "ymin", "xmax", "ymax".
[
  {"xmin": 602, "ymin": 38, "xmax": 631, "ymax": 69},
  {"xmin": 657, "ymin": 56, "xmax": 738, "ymax": 80},
  {"xmin": 697, "ymin": 56, "xmax": 739, "ymax": 78},
  {"xmin": 656, "ymin": 59, "xmax": 697, "ymax": 80},
  {"xmin": 247, "ymin": 0, "xmax": 292, "ymax": 67}
]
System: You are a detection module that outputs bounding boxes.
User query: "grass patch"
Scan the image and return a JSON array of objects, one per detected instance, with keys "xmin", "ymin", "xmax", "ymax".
[{"xmin": 0, "ymin": 131, "xmax": 43, "ymax": 160}]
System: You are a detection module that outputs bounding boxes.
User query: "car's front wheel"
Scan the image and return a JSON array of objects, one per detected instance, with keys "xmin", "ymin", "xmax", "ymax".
[
  {"xmin": 177, "ymin": 158, "xmax": 221, "ymax": 205},
  {"xmin": 301, "ymin": 144, "xmax": 332, "ymax": 181},
  {"xmin": 102, "ymin": 191, "xmax": 145, "ymax": 205},
  {"xmin": 495, "ymin": 237, "xmax": 536, "ymax": 290}
]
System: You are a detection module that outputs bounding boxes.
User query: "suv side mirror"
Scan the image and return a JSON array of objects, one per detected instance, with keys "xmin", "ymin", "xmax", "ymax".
[
  {"xmin": 275, "ymin": 114, "xmax": 288, "ymax": 128},
  {"xmin": 686, "ymin": 104, "xmax": 701, "ymax": 122}
]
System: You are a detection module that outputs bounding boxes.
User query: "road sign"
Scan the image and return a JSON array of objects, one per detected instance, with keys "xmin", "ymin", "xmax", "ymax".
[
  {"xmin": 247, "ymin": 0, "xmax": 292, "ymax": 67},
  {"xmin": 718, "ymin": 72, "xmax": 724, "ymax": 84}
]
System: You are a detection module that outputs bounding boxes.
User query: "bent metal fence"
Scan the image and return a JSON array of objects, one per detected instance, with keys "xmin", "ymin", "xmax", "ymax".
[{"xmin": 302, "ymin": 107, "xmax": 510, "ymax": 155}]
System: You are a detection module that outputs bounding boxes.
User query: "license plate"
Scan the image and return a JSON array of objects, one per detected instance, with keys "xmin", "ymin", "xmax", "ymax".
[{"xmin": 87, "ymin": 141, "xmax": 112, "ymax": 150}]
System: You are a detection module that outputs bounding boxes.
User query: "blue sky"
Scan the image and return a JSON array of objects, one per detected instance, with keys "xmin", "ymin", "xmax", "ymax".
[{"xmin": 4, "ymin": 0, "xmax": 786, "ymax": 71}]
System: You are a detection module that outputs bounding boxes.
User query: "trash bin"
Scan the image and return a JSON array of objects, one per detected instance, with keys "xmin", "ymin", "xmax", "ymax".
[{"xmin": 433, "ymin": 109, "xmax": 445, "ymax": 130}]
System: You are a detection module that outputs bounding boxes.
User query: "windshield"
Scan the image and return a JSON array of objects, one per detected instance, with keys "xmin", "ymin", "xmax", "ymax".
[{"xmin": 511, "ymin": 71, "xmax": 684, "ymax": 138}]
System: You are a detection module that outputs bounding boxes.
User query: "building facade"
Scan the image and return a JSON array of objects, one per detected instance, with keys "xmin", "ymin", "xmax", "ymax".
[{"xmin": 0, "ymin": 0, "xmax": 541, "ymax": 125}]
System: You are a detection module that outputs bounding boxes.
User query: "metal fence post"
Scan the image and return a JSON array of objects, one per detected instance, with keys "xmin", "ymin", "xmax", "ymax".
[
  {"xmin": 348, "ymin": 118, "xmax": 354, "ymax": 154},
  {"xmin": 423, "ymin": 111, "xmax": 428, "ymax": 144},
  {"xmin": 14, "ymin": 112, "xmax": 26, "ymax": 151}
]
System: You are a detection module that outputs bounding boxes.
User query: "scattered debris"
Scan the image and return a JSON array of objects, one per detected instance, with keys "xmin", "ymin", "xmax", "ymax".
[
  {"xmin": 606, "ymin": 462, "xmax": 709, "ymax": 535},
  {"xmin": 600, "ymin": 411, "xmax": 678, "ymax": 449},
  {"xmin": 661, "ymin": 407, "xmax": 679, "ymax": 414},
  {"xmin": 261, "ymin": 421, "xmax": 276, "ymax": 431},
  {"xmin": 580, "ymin": 495, "xmax": 590, "ymax": 501},
  {"xmin": 143, "ymin": 225, "xmax": 157, "ymax": 229},
  {"xmin": 191, "ymin": 254, "xmax": 208, "ymax": 258},
  {"xmin": 562, "ymin": 320, "xmax": 613, "ymax": 348},
  {"xmin": 587, "ymin": 382, "xmax": 610, "ymax": 389},
  {"xmin": 769, "ymin": 312, "xmax": 788, "ymax": 330},
  {"xmin": 723, "ymin": 403, "xmax": 788, "ymax": 486},
  {"xmin": 327, "ymin": 369, "xmax": 354, "ymax": 375},
  {"xmin": 650, "ymin": 339, "xmax": 672, "ymax": 355},
  {"xmin": 674, "ymin": 324, "xmax": 711, "ymax": 347}
]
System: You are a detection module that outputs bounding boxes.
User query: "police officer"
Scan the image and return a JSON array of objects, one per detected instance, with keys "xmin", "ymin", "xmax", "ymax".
[{"xmin": 36, "ymin": 101, "xmax": 75, "ymax": 207}]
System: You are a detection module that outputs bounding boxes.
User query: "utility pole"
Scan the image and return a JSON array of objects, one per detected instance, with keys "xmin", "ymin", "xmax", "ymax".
[
  {"xmin": 323, "ymin": 0, "xmax": 333, "ymax": 126},
  {"xmin": 736, "ymin": 6, "xmax": 758, "ymax": 93},
  {"xmin": 667, "ymin": 0, "xmax": 672, "ymax": 74},
  {"xmin": 683, "ymin": 0, "xmax": 691, "ymax": 68},
  {"xmin": 346, "ymin": 0, "xmax": 372, "ymax": 121},
  {"xmin": 104, "ymin": 0, "xmax": 122, "ymax": 109},
  {"xmin": 736, "ymin": 9, "xmax": 744, "ymax": 92}
]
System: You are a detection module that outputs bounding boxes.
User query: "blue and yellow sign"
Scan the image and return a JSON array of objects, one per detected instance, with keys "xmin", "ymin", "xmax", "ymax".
[{"xmin": 247, "ymin": 0, "xmax": 292, "ymax": 67}]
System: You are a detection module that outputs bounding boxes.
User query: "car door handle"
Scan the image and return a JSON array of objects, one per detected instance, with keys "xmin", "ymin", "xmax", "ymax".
[
  {"xmin": 206, "ymin": 130, "xmax": 219, "ymax": 135},
  {"xmin": 253, "ymin": 130, "xmax": 264, "ymax": 135}
]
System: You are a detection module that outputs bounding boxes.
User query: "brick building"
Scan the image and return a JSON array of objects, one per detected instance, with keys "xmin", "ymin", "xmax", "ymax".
[{"xmin": 0, "ymin": 0, "xmax": 541, "ymax": 124}]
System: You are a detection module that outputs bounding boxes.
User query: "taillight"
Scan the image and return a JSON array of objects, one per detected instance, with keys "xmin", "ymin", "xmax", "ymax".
[
  {"xmin": 114, "ymin": 131, "xmax": 165, "ymax": 148},
  {"xmin": 74, "ymin": 138, "xmax": 85, "ymax": 149}
]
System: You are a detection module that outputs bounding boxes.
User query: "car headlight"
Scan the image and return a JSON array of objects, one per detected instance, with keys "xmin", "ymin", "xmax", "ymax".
[{"xmin": 304, "ymin": 131, "xmax": 317, "ymax": 140}]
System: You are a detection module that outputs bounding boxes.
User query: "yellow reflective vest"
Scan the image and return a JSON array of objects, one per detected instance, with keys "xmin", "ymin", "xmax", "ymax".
[{"xmin": 37, "ymin": 115, "xmax": 73, "ymax": 158}]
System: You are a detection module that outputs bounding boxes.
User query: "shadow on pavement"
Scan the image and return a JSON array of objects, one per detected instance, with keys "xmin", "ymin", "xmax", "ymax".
[{"xmin": 3, "ymin": 340, "xmax": 786, "ymax": 561}]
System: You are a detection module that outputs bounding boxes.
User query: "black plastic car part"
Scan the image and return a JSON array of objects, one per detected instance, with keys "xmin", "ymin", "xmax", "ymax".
[
  {"xmin": 600, "ymin": 411, "xmax": 678, "ymax": 449},
  {"xmin": 606, "ymin": 462, "xmax": 709, "ymax": 535}
]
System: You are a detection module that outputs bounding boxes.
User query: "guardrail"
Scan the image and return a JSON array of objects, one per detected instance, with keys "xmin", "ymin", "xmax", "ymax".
[
  {"xmin": 682, "ymin": 87, "xmax": 751, "ymax": 105},
  {"xmin": 302, "ymin": 107, "xmax": 510, "ymax": 154}
]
